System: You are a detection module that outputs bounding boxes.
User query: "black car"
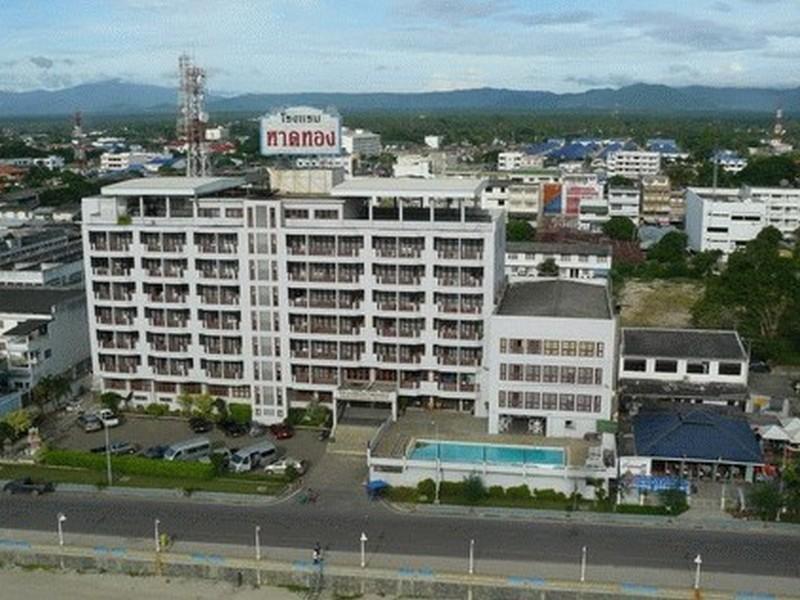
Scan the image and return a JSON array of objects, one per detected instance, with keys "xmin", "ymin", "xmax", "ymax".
[
  {"xmin": 189, "ymin": 417, "xmax": 214, "ymax": 433},
  {"xmin": 3, "ymin": 478, "xmax": 55, "ymax": 496},
  {"xmin": 141, "ymin": 444, "xmax": 169, "ymax": 459},
  {"xmin": 218, "ymin": 419, "xmax": 248, "ymax": 437}
]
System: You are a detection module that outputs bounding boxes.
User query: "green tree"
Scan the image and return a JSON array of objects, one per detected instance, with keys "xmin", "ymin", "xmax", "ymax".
[
  {"xmin": 748, "ymin": 482, "xmax": 783, "ymax": 521},
  {"xmin": 689, "ymin": 250, "xmax": 722, "ymax": 278},
  {"xmin": 607, "ymin": 175, "xmax": 637, "ymax": 188},
  {"xmin": 4, "ymin": 409, "xmax": 32, "ymax": 438},
  {"xmin": 537, "ymin": 257, "xmax": 559, "ymax": 277},
  {"xmin": 31, "ymin": 374, "xmax": 71, "ymax": 414},
  {"xmin": 192, "ymin": 393, "xmax": 215, "ymax": 420},
  {"xmin": 506, "ymin": 219, "xmax": 535, "ymax": 242},
  {"xmin": 659, "ymin": 489, "xmax": 688, "ymax": 514},
  {"xmin": 177, "ymin": 392, "xmax": 195, "ymax": 417},
  {"xmin": 602, "ymin": 216, "xmax": 637, "ymax": 241},
  {"xmin": 735, "ymin": 155, "xmax": 800, "ymax": 187},
  {"xmin": 647, "ymin": 231, "xmax": 687, "ymax": 264},
  {"xmin": 99, "ymin": 391, "xmax": 123, "ymax": 413}
]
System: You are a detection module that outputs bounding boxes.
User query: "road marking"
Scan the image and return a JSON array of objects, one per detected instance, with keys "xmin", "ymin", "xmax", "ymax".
[
  {"xmin": 620, "ymin": 583, "xmax": 659, "ymax": 596},
  {"xmin": 397, "ymin": 567, "xmax": 435, "ymax": 579},
  {"xmin": 0, "ymin": 539, "xmax": 31, "ymax": 550}
]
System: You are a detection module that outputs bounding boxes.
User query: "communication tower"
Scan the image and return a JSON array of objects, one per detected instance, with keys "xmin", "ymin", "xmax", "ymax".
[{"xmin": 177, "ymin": 54, "xmax": 209, "ymax": 177}]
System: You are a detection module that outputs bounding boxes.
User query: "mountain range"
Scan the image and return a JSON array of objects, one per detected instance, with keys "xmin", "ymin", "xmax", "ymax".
[{"xmin": 1, "ymin": 80, "xmax": 798, "ymax": 117}]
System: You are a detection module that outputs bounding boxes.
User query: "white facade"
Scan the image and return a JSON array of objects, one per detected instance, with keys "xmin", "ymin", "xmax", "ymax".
[
  {"xmin": 747, "ymin": 186, "xmax": 800, "ymax": 241},
  {"xmin": 205, "ymin": 126, "xmax": 229, "ymax": 142},
  {"xmin": 480, "ymin": 181, "xmax": 539, "ymax": 214},
  {"xmin": 0, "ymin": 156, "xmax": 64, "ymax": 170},
  {"xmin": 504, "ymin": 242, "xmax": 612, "ymax": 282},
  {"xmin": 498, "ymin": 152, "xmax": 545, "ymax": 172},
  {"xmin": 393, "ymin": 154, "xmax": 432, "ymax": 178},
  {"xmin": 484, "ymin": 281, "xmax": 617, "ymax": 437},
  {"xmin": 606, "ymin": 151, "xmax": 661, "ymax": 178},
  {"xmin": 82, "ymin": 176, "xmax": 504, "ymax": 423},
  {"xmin": 342, "ymin": 128, "xmax": 382, "ymax": 157},
  {"xmin": 0, "ymin": 288, "xmax": 90, "ymax": 395},
  {"xmin": 100, "ymin": 152, "xmax": 170, "ymax": 173},
  {"xmin": 293, "ymin": 155, "xmax": 353, "ymax": 176},
  {"xmin": 424, "ymin": 135, "xmax": 442, "ymax": 150},
  {"xmin": 0, "ymin": 227, "xmax": 83, "ymax": 287},
  {"xmin": 685, "ymin": 188, "xmax": 768, "ymax": 254},
  {"xmin": 607, "ymin": 187, "xmax": 641, "ymax": 222},
  {"xmin": 268, "ymin": 167, "xmax": 346, "ymax": 195}
]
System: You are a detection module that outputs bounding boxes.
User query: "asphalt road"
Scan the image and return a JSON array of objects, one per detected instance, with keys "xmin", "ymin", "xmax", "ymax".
[{"xmin": 1, "ymin": 491, "xmax": 799, "ymax": 579}]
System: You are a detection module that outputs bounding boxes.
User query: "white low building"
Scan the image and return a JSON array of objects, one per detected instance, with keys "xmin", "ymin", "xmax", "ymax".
[
  {"xmin": 497, "ymin": 152, "xmax": 545, "ymax": 172},
  {"xmin": 607, "ymin": 187, "xmax": 641, "ymax": 222},
  {"xmin": 342, "ymin": 128, "xmax": 381, "ymax": 157},
  {"xmin": 100, "ymin": 152, "xmax": 171, "ymax": 173},
  {"xmin": 393, "ymin": 154, "xmax": 433, "ymax": 178},
  {"xmin": 485, "ymin": 280, "xmax": 617, "ymax": 437},
  {"xmin": 505, "ymin": 242, "xmax": 612, "ymax": 281},
  {"xmin": 480, "ymin": 180, "xmax": 539, "ymax": 215},
  {"xmin": 618, "ymin": 328, "xmax": 749, "ymax": 409},
  {"xmin": 606, "ymin": 151, "xmax": 661, "ymax": 178}
]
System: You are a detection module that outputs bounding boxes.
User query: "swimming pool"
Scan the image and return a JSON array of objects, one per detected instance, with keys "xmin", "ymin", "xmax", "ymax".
[{"xmin": 408, "ymin": 440, "xmax": 565, "ymax": 467}]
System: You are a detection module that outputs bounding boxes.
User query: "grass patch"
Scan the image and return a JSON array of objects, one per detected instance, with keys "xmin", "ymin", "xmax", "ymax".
[
  {"xmin": 619, "ymin": 279, "xmax": 704, "ymax": 328},
  {"xmin": 0, "ymin": 463, "xmax": 287, "ymax": 496}
]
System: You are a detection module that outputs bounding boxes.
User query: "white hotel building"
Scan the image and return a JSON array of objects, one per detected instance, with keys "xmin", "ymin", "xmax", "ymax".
[
  {"xmin": 685, "ymin": 186, "xmax": 800, "ymax": 254},
  {"xmin": 82, "ymin": 176, "xmax": 504, "ymax": 424},
  {"xmin": 606, "ymin": 150, "xmax": 661, "ymax": 179}
]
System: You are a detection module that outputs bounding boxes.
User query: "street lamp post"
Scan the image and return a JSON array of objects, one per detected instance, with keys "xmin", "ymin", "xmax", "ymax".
[
  {"xmin": 468, "ymin": 538, "xmax": 475, "ymax": 575},
  {"xmin": 693, "ymin": 554, "xmax": 702, "ymax": 590},
  {"xmin": 580, "ymin": 546, "xmax": 587, "ymax": 583},
  {"xmin": 104, "ymin": 421, "xmax": 112, "ymax": 486},
  {"xmin": 57, "ymin": 512, "xmax": 66, "ymax": 569},
  {"xmin": 154, "ymin": 519, "xmax": 161, "ymax": 553},
  {"xmin": 360, "ymin": 532, "xmax": 368, "ymax": 569},
  {"xmin": 255, "ymin": 525, "xmax": 262, "ymax": 587}
]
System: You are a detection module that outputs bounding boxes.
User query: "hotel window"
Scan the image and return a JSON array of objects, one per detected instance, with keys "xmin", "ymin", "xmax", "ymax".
[
  {"xmin": 544, "ymin": 340, "xmax": 560, "ymax": 356},
  {"xmin": 593, "ymin": 396, "xmax": 602, "ymax": 412},
  {"xmin": 576, "ymin": 394, "xmax": 593, "ymax": 412},
  {"xmin": 559, "ymin": 394, "xmax": 575, "ymax": 411},
  {"xmin": 687, "ymin": 361, "xmax": 710, "ymax": 374},
  {"xmin": 525, "ymin": 365, "xmax": 541, "ymax": 382},
  {"xmin": 500, "ymin": 338, "xmax": 507, "ymax": 353},
  {"xmin": 560, "ymin": 366, "xmax": 576, "ymax": 384},
  {"xmin": 655, "ymin": 360, "xmax": 678, "ymax": 373},
  {"xmin": 498, "ymin": 390, "xmax": 507, "ymax": 408},
  {"xmin": 561, "ymin": 341, "xmax": 577, "ymax": 357},
  {"xmin": 500, "ymin": 364, "xmax": 507, "ymax": 380},
  {"xmin": 596, "ymin": 342, "xmax": 605, "ymax": 357},
  {"xmin": 578, "ymin": 342, "xmax": 595, "ymax": 357},
  {"xmin": 577, "ymin": 367, "xmax": 594, "ymax": 384},
  {"xmin": 524, "ymin": 392, "xmax": 540, "ymax": 409},
  {"xmin": 526, "ymin": 339, "xmax": 542, "ymax": 354},
  {"xmin": 542, "ymin": 393, "xmax": 558, "ymax": 410},
  {"xmin": 508, "ymin": 391, "xmax": 523, "ymax": 408},
  {"xmin": 542, "ymin": 365, "xmax": 559, "ymax": 383},
  {"xmin": 594, "ymin": 368, "xmax": 603, "ymax": 385},
  {"xmin": 509, "ymin": 364, "xmax": 524, "ymax": 381},
  {"xmin": 509, "ymin": 339, "xmax": 524, "ymax": 354},
  {"xmin": 623, "ymin": 359, "xmax": 646, "ymax": 372},
  {"xmin": 719, "ymin": 362, "xmax": 742, "ymax": 376}
]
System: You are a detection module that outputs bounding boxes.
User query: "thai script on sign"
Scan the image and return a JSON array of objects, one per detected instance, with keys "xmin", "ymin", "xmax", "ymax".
[{"xmin": 265, "ymin": 129, "xmax": 336, "ymax": 148}]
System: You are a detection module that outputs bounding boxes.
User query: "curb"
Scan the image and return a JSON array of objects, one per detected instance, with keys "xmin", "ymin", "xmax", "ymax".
[{"xmin": 381, "ymin": 500, "xmax": 800, "ymax": 536}]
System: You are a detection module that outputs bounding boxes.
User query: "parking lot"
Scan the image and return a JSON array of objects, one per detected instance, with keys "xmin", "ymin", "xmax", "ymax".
[{"xmin": 48, "ymin": 413, "xmax": 328, "ymax": 473}]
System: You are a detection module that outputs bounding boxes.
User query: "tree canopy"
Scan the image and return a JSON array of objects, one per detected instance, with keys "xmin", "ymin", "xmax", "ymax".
[
  {"xmin": 506, "ymin": 219, "xmax": 535, "ymax": 242},
  {"xmin": 602, "ymin": 216, "xmax": 637, "ymax": 241}
]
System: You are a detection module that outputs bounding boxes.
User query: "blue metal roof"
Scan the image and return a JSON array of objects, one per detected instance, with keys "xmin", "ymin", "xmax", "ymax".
[
  {"xmin": 633, "ymin": 408, "xmax": 763, "ymax": 464},
  {"xmin": 646, "ymin": 138, "xmax": 682, "ymax": 153}
]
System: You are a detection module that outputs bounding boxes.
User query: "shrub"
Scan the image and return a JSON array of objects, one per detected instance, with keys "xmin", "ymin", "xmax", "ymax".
[
  {"xmin": 417, "ymin": 478, "xmax": 436, "ymax": 501},
  {"xmin": 41, "ymin": 449, "xmax": 215, "ymax": 480},
  {"xmin": 506, "ymin": 484, "xmax": 532, "ymax": 501},
  {"xmin": 616, "ymin": 504, "xmax": 670, "ymax": 516},
  {"xmin": 387, "ymin": 486, "xmax": 418, "ymax": 503},
  {"xmin": 533, "ymin": 488, "xmax": 567, "ymax": 502},
  {"xmin": 145, "ymin": 403, "xmax": 169, "ymax": 417},
  {"xmin": 660, "ymin": 489, "xmax": 689, "ymax": 514},
  {"xmin": 209, "ymin": 453, "xmax": 228, "ymax": 476},
  {"xmin": 228, "ymin": 403, "xmax": 252, "ymax": 425},
  {"xmin": 116, "ymin": 214, "xmax": 132, "ymax": 225},
  {"xmin": 4, "ymin": 409, "xmax": 32, "ymax": 437},
  {"xmin": 488, "ymin": 485, "xmax": 505, "ymax": 499},
  {"xmin": 439, "ymin": 481, "xmax": 464, "ymax": 499},
  {"xmin": 99, "ymin": 392, "xmax": 123, "ymax": 413},
  {"xmin": 463, "ymin": 474, "xmax": 487, "ymax": 504}
]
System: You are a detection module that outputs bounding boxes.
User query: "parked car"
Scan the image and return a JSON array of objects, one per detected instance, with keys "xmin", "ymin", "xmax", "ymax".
[
  {"xmin": 90, "ymin": 441, "xmax": 140, "ymax": 456},
  {"xmin": 269, "ymin": 423, "xmax": 295, "ymax": 440},
  {"xmin": 64, "ymin": 399, "xmax": 83, "ymax": 414},
  {"xmin": 189, "ymin": 417, "xmax": 213, "ymax": 433},
  {"xmin": 249, "ymin": 422, "xmax": 267, "ymax": 437},
  {"xmin": 218, "ymin": 419, "xmax": 248, "ymax": 437},
  {"xmin": 200, "ymin": 447, "xmax": 233, "ymax": 469},
  {"xmin": 3, "ymin": 478, "xmax": 55, "ymax": 496},
  {"xmin": 264, "ymin": 457, "xmax": 307, "ymax": 476},
  {"xmin": 229, "ymin": 441, "xmax": 278, "ymax": 473},
  {"xmin": 749, "ymin": 360, "xmax": 771, "ymax": 373},
  {"xmin": 97, "ymin": 408, "xmax": 120, "ymax": 428},
  {"xmin": 77, "ymin": 414, "xmax": 102, "ymax": 433},
  {"xmin": 141, "ymin": 444, "xmax": 169, "ymax": 459}
]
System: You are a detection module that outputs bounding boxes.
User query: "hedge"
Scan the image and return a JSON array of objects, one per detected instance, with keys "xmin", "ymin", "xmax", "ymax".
[
  {"xmin": 228, "ymin": 403, "xmax": 252, "ymax": 425},
  {"xmin": 41, "ymin": 449, "xmax": 215, "ymax": 480}
]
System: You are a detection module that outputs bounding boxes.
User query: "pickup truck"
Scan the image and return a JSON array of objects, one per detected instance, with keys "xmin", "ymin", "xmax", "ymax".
[{"xmin": 96, "ymin": 409, "xmax": 120, "ymax": 428}]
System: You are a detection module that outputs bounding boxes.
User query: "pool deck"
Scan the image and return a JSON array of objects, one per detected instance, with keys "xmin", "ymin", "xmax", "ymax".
[{"xmin": 372, "ymin": 410, "xmax": 592, "ymax": 467}]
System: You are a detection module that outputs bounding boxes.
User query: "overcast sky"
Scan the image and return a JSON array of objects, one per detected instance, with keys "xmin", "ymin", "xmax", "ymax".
[{"xmin": 1, "ymin": 0, "xmax": 798, "ymax": 94}]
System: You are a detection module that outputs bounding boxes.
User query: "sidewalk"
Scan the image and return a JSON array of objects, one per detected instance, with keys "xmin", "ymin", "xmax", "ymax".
[
  {"xmin": 0, "ymin": 527, "xmax": 796, "ymax": 598},
  {"xmin": 385, "ymin": 500, "xmax": 800, "ymax": 537}
]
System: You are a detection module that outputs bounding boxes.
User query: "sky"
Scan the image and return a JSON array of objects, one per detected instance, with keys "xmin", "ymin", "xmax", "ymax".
[{"xmin": 1, "ymin": 0, "xmax": 799, "ymax": 95}]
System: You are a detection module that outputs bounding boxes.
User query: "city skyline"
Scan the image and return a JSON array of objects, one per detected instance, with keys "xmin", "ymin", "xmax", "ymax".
[{"xmin": 1, "ymin": 0, "xmax": 799, "ymax": 95}]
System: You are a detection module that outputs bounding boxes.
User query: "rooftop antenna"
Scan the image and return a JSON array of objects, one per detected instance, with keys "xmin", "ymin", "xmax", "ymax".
[{"xmin": 177, "ymin": 53, "xmax": 209, "ymax": 177}]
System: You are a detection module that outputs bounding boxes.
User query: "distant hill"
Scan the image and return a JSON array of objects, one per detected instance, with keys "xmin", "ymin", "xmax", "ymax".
[{"xmin": 0, "ymin": 80, "xmax": 798, "ymax": 117}]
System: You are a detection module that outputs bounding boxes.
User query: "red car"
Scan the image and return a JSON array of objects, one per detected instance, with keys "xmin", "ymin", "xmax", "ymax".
[{"xmin": 269, "ymin": 423, "xmax": 294, "ymax": 440}]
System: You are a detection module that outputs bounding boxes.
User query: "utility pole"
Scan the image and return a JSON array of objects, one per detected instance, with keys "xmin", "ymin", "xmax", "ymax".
[
  {"xmin": 57, "ymin": 512, "xmax": 66, "ymax": 569},
  {"xmin": 580, "ymin": 545, "xmax": 587, "ymax": 583},
  {"xmin": 155, "ymin": 519, "xmax": 161, "ymax": 553},
  {"xmin": 468, "ymin": 539, "xmax": 475, "ymax": 575},
  {"xmin": 693, "ymin": 554, "xmax": 702, "ymax": 591}
]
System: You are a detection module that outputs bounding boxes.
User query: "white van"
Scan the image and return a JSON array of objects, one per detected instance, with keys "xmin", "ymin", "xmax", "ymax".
[
  {"xmin": 163, "ymin": 437, "xmax": 211, "ymax": 462},
  {"xmin": 229, "ymin": 441, "xmax": 278, "ymax": 473}
]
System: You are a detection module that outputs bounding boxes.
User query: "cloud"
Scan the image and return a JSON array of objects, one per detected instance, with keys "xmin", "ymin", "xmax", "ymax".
[
  {"xmin": 621, "ymin": 10, "xmax": 768, "ymax": 51},
  {"xmin": 30, "ymin": 56, "xmax": 54, "ymax": 69}
]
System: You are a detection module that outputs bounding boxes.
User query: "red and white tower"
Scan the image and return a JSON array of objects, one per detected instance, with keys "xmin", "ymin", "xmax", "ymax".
[{"xmin": 177, "ymin": 54, "xmax": 209, "ymax": 177}]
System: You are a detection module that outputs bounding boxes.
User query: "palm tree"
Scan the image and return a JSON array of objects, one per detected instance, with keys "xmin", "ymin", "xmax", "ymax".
[{"xmin": 31, "ymin": 374, "xmax": 71, "ymax": 414}]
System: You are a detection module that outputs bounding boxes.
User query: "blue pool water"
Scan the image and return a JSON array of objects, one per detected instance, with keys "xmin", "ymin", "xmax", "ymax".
[{"xmin": 409, "ymin": 440, "xmax": 565, "ymax": 467}]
